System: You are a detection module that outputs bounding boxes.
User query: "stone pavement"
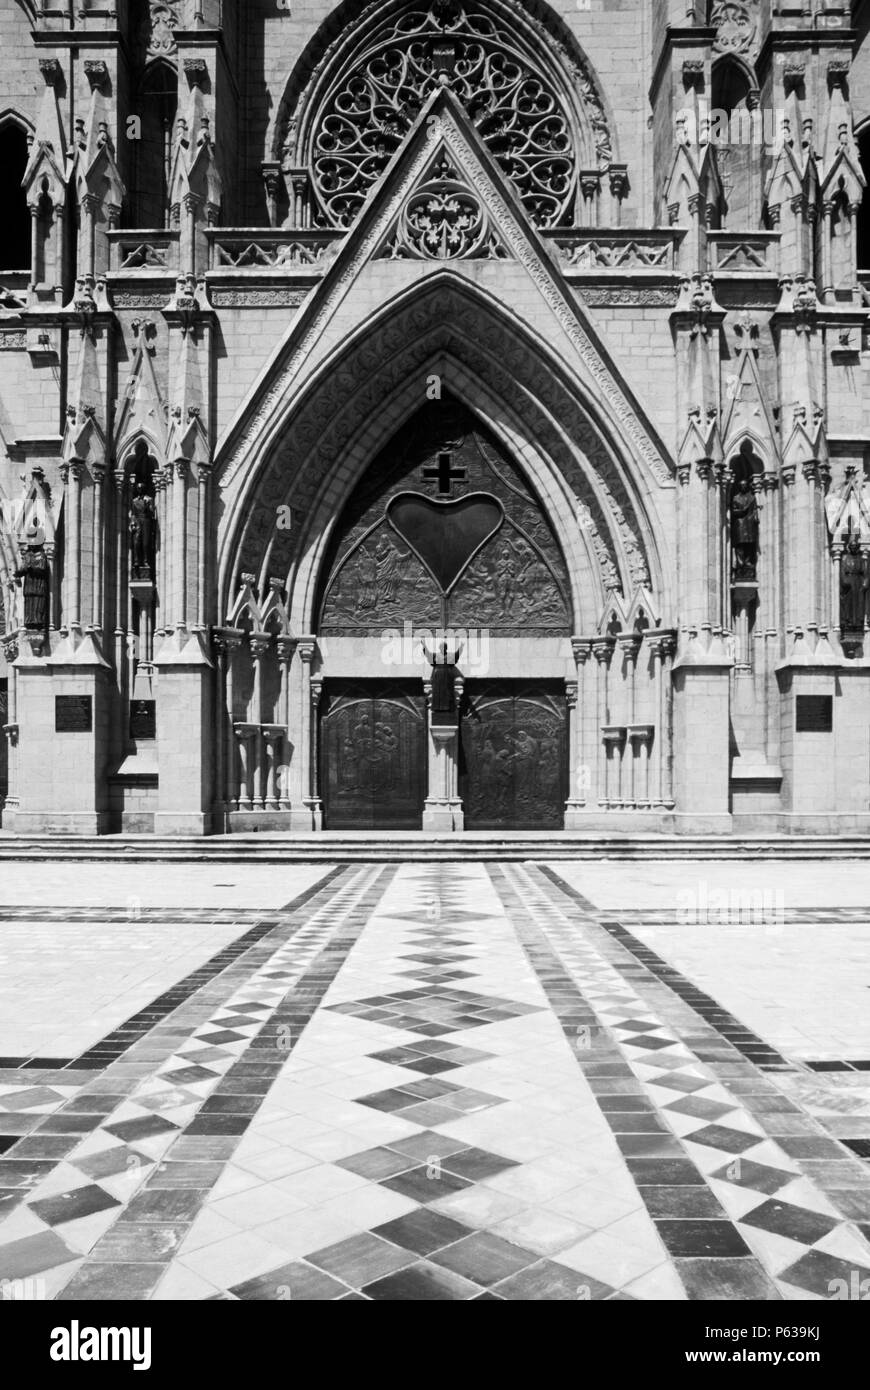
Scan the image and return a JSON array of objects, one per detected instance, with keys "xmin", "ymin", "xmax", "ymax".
[{"xmin": 0, "ymin": 859, "xmax": 869, "ymax": 1300}]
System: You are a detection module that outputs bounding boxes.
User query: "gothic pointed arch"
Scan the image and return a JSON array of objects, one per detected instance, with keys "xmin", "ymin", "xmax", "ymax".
[
  {"xmin": 274, "ymin": 0, "xmax": 616, "ymax": 231},
  {"xmin": 218, "ymin": 274, "xmax": 670, "ymax": 638}
]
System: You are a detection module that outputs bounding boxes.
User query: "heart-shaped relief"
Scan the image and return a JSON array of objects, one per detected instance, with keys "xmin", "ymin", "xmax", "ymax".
[{"xmin": 387, "ymin": 493, "xmax": 504, "ymax": 593}]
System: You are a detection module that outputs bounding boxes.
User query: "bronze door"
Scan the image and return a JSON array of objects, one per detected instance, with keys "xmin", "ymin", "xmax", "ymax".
[
  {"xmin": 460, "ymin": 682, "xmax": 567, "ymax": 830},
  {"xmin": 320, "ymin": 681, "xmax": 426, "ymax": 830}
]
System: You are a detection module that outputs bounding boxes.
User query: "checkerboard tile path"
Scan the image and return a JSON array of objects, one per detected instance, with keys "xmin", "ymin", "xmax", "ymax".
[{"xmin": 0, "ymin": 862, "xmax": 868, "ymax": 1300}]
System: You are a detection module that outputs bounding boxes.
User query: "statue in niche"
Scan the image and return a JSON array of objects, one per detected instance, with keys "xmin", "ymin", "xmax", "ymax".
[
  {"xmin": 14, "ymin": 523, "xmax": 50, "ymax": 630},
  {"xmin": 129, "ymin": 482, "xmax": 156, "ymax": 580},
  {"xmin": 422, "ymin": 639, "xmax": 463, "ymax": 726},
  {"xmin": 840, "ymin": 537, "xmax": 868, "ymax": 631},
  {"xmin": 730, "ymin": 478, "xmax": 760, "ymax": 581}
]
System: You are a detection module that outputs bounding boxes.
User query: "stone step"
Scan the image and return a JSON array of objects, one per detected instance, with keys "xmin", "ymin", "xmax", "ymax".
[{"xmin": 0, "ymin": 833, "xmax": 868, "ymax": 861}]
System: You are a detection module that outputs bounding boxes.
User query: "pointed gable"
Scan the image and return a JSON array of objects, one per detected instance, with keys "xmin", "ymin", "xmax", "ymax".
[
  {"xmin": 115, "ymin": 323, "xmax": 167, "ymax": 458},
  {"xmin": 720, "ymin": 323, "xmax": 779, "ymax": 464},
  {"xmin": 216, "ymin": 87, "xmax": 673, "ymax": 496}
]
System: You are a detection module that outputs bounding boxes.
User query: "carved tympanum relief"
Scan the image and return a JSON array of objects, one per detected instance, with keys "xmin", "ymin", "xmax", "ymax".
[{"xmin": 318, "ymin": 397, "xmax": 571, "ymax": 633}]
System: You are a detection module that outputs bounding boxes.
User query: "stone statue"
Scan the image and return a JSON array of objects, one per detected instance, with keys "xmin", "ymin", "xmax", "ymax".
[
  {"xmin": 422, "ymin": 639, "xmax": 463, "ymax": 726},
  {"xmin": 840, "ymin": 538, "xmax": 868, "ymax": 631},
  {"xmin": 129, "ymin": 483, "xmax": 155, "ymax": 579},
  {"xmin": 14, "ymin": 527, "xmax": 49, "ymax": 631},
  {"xmin": 730, "ymin": 479, "xmax": 760, "ymax": 581}
]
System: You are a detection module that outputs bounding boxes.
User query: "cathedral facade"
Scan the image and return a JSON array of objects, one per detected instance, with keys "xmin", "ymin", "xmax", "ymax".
[{"xmin": 1, "ymin": 0, "xmax": 870, "ymax": 836}]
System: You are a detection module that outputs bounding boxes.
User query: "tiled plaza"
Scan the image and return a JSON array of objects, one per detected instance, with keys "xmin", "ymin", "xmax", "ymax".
[{"xmin": 1, "ymin": 857, "xmax": 869, "ymax": 1301}]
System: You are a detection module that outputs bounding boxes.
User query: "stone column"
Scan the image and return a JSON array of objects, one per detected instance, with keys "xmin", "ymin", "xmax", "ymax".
[
  {"xmin": 276, "ymin": 635, "xmax": 296, "ymax": 811},
  {"xmin": 592, "ymin": 636, "xmax": 615, "ymax": 808},
  {"xmin": 422, "ymin": 675, "xmax": 464, "ymax": 831},
  {"xmin": 233, "ymin": 723, "xmax": 257, "ymax": 811},
  {"xmin": 570, "ymin": 639, "xmax": 594, "ymax": 815},
  {"xmin": 759, "ymin": 473, "xmax": 779, "ymax": 633},
  {"xmin": 211, "ymin": 632, "xmax": 229, "ymax": 826},
  {"xmin": 831, "ymin": 541, "xmax": 843, "ymax": 639},
  {"xmin": 309, "ymin": 676, "xmax": 323, "ymax": 827},
  {"xmin": 648, "ymin": 630, "xmax": 677, "ymax": 808},
  {"xmin": 2, "ymin": 634, "xmax": 19, "ymax": 821},
  {"xmin": 217, "ymin": 630, "xmax": 243, "ymax": 812},
  {"xmin": 780, "ymin": 461, "xmax": 797, "ymax": 633},
  {"xmin": 819, "ymin": 200, "xmax": 834, "ymax": 303},
  {"xmin": 154, "ymin": 466, "xmax": 170, "ymax": 636},
  {"xmin": 564, "ymin": 679, "xmax": 580, "ymax": 822},
  {"xmin": 91, "ymin": 462, "xmax": 105, "ymax": 632},
  {"xmin": 173, "ymin": 460, "xmax": 188, "ymax": 630},
  {"xmin": 602, "ymin": 727, "xmax": 625, "ymax": 808},
  {"xmin": 628, "ymin": 726, "xmax": 655, "ymax": 808},
  {"xmin": 262, "ymin": 725, "xmax": 285, "ymax": 811},
  {"xmin": 196, "ymin": 463, "xmax": 210, "ymax": 630},
  {"xmin": 61, "ymin": 461, "xmax": 83, "ymax": 634},
  {"xmin": 249, "ymin": 632, "xmax": 271, "ymax": 811},
  {"xmin": 618, "ymin": 632, "xmax": 642, "ymax": 804},
  {"xmin": 283, "ymin": 635, "xmax": 319, "ymax": 831}
]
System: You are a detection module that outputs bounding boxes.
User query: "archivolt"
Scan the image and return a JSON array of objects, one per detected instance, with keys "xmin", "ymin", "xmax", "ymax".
[{"xmin": 218, "ymin": 276, "xmax": 670, "ymax": 633}]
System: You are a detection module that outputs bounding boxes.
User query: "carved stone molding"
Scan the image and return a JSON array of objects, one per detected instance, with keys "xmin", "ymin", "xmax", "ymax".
[{"xmin": 579, "ymin": 286, "xmax": 679, "ymax": 308}]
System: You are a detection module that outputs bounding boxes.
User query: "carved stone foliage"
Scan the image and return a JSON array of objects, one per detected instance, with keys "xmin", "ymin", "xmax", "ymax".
[
  {"xmin": 710, "ymin": 0, "xmax": 759, "ymax": 58},
  {"xmin": 318, "ymin": 398, "xmax": 571, "ymax": 633},
  {"xmin": 210, "ymin": 289, "xmax": 310, "ymax": 308},
  {"xmin": 293, "ymin": 0, "xmax": 613, "ymax": 232},
  {"xmin": 142, "ymin": 3, "xmax": 180, "ymax": 58},
  {"xmin": 378, "ymin": 153, "xmax": 508, "ymax": 260}
]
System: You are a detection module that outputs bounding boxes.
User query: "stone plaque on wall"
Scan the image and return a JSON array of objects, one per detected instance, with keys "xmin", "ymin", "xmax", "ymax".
[
  {"xmin": 55, "ymin": 695, "xmax": 93, "ymax": 732},
  {"xmin": 130, "ymin": 700, "xmax": 156, "ymax": 741},
  {"xmin": 795, "ymin": 695, "xmax": 833, "ymax": 733}
]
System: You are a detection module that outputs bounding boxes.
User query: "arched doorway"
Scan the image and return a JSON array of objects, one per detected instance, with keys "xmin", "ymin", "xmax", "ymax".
[{"xmin": 315, "ymin": 395, "xmax": 572, "ymax": 829}]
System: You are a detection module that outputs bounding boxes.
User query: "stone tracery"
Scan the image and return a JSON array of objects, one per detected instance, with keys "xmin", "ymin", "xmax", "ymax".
[{"xmin": 283, "ymin": 0, "xmax": 614, "ymax": 231}]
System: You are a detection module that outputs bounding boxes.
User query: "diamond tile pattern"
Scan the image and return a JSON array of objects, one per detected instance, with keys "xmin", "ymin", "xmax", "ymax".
[{"xmin": 0, "ymin": 862, "xmax": 868, "ymax": 1301}]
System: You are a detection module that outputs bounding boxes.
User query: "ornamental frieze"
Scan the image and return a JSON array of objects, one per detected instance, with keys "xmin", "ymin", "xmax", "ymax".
[{"xmin": 209, "ymin": 290, "xmax": 311, "ymax": 308}]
